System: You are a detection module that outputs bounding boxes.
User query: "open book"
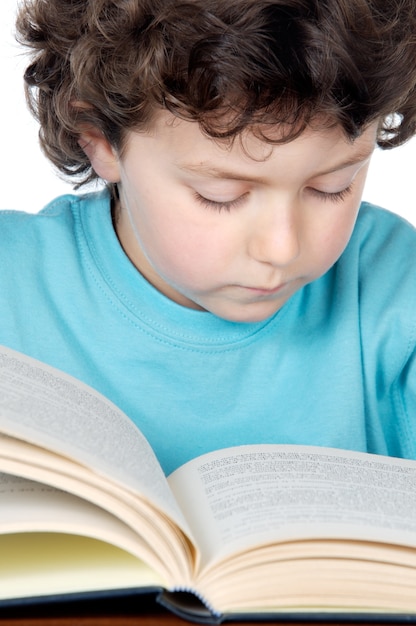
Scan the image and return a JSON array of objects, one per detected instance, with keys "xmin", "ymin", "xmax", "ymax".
[{"xmin": 1, "ymin": 345, "xmax": 416, "ymax": 623}]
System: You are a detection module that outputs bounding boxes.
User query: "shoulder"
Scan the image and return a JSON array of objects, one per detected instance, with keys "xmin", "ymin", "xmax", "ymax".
[
  {"xmin": 352, "ymin": 202, "xmax": 416, "ymax": 259},
  {"xmin": 0, "ymin": 190, "xmax": 110, "ymax": 256},
  {"xmin": 342, "ymin": 202, "xmax": 416, "ymax": 292},
  {"xmin": 342, "ymin": 202, "xmax": 416, "ymax": 373},
  {"xmin": 0, "ymin": 189, "xmax": 109, "ymax": 233},
  {"xmin": 0, "ymin": 190, "xmax": 112, "ymax": 298},
  {"xmin": 358, "ymin": 202, "xmax": 416, "ymax": 298}
]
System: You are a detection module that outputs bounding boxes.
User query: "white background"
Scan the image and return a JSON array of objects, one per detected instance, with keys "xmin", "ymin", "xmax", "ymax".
[{"xmin": 2, "ymin": 0, "xmax": 416, "ymax": 223}]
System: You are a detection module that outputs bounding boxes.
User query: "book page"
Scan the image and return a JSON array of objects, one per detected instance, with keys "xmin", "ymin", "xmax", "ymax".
[
  {"xmin": 0, "ymin": 473, "xmax": 165, "ymax": 599},
  {"xmin": 168, "ymin": 444, "xmax": 416, "ymax": 568},
  {"xmin": 0, "ymin": 434, "xmax": 195, "ymax": 582},
  {"xmin": 0, "ymin": 346, "xmax": 187, "ymax": 532},
  {"xmin": 0, "ymin": 472, "xmax": 154, "ymax": 557},
  {"xmin": 0, "ymin": 533, "xmax": 163, "ymax": 601}
]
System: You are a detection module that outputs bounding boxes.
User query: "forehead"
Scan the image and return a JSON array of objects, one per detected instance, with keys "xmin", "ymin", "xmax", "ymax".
[{"xmin": 125, "ymin": 112, "xmax": 378, "ymax": 177}]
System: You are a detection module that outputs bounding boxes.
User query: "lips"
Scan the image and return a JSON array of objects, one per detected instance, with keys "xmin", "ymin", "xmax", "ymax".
[{"xmin": 242, "ymin": 283, "xmax": 287, "ymax": 296}]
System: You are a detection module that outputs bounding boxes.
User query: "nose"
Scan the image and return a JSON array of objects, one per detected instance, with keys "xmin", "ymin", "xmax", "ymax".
[{"xmin": 248, "ymin": 203, "xmax": 301, "ymax": 267}]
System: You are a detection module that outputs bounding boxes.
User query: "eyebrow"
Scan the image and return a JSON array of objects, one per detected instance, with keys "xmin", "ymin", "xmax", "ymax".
[{"xmin": 179, "ymin": 149, "xmax": 374, "ymax": 183}]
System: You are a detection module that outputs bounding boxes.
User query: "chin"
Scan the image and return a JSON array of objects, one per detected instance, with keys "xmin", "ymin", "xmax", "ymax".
[{"xmin": 212, "ymin": 302, "xmax": 285, "ymax": 324}]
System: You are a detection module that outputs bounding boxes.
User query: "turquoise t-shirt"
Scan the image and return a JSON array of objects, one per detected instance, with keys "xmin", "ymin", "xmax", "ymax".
[{"xmin": 1, "ymin": 190, "xmax": 415, "ymax": 474}]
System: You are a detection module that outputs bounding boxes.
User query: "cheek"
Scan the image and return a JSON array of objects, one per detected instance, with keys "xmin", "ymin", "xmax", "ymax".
[
  {"xmin": 136, "ymin": 205, "xmax": 226, "ymax": 281},
  {"xmin": 311, "ymin": 204, "xmax": 360, "ymax": 271},
  {"xmin": 313, "ymin": 167, "xmax": 367, "ymax": 263}
]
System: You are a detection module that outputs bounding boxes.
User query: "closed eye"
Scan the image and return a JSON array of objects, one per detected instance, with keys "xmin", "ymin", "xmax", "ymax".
[
  {"xmin": 308, "ymin": 184, "xmax": 354, "ymax": 203},
  {"xmin": 193, "ymin": 192, "xmax": 248, "ymax": 212},
  {"xmin": 194, "ymin": 183, "xmax": 353, "ymax": 211}
]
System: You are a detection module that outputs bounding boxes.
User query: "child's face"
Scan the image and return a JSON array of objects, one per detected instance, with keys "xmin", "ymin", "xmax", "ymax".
[{"xmin": 94, "ymin": 113, "xmax": 377, "ymax": 322}]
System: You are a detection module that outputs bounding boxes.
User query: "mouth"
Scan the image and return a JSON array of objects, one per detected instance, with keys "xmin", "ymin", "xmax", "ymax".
[{"xmin": 241, "ymin": 283, "xmax": 287, "ymax": 296}]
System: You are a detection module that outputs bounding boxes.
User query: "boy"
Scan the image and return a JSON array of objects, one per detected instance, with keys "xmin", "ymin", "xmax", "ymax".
[{"xmin": 1, "ymin": 0, "xmax": 416, "ymax": 475}]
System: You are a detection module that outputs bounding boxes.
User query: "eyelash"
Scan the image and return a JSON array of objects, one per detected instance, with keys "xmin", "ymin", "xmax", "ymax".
[
  {"xmin": 309, "ymin": 184, "xmax": 354, "ymax": 203},
  {"xmin": 194, "ymin": 183, "xmax": 354, "ymax": 212},
  {"xmin": 193, "ymin": 192, "xmax": 247, "ymax": 212}
]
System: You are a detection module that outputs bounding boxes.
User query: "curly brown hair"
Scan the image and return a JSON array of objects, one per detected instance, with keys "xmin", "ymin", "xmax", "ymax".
[{"xmin": 16, "ymin": 0, "xmax": 416, "ymax": 186}]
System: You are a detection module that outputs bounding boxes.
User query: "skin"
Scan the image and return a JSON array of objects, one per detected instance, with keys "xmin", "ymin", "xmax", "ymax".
[{"xmin": 80, "ymin": 113, "xmax": 378, "ymax": 323}]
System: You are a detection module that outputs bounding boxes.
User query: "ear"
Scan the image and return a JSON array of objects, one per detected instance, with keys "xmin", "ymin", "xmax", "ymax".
[{"xmin": 78, "ymin": 127, "xmax": 121, "ymax": 183}]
